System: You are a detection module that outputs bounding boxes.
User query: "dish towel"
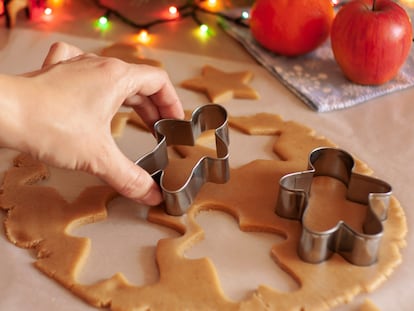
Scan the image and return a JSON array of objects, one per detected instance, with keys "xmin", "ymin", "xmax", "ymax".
[{"xmin": 220, "ymin": 19, "xmax": 414, "ymax": 112}]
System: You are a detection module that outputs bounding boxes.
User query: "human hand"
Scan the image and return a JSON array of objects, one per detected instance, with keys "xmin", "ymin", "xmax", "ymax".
[{"xmin": 11, "ymin": 42, "xmax": 184, "ymax": 205}]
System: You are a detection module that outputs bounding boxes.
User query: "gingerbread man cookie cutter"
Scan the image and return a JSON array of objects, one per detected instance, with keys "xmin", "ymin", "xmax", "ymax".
[
  {"xmin": 276, "ymin": 147, "xmax": 392, "ymax": 266},
  {"xmin": 135, "ymin": 104, "xmax": 230, "ymax": 216}
]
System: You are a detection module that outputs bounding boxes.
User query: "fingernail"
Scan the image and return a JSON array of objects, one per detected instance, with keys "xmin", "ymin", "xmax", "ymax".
[{"xmin": 140, "ymin": 183, "xmax": 163, "ymax": 206}]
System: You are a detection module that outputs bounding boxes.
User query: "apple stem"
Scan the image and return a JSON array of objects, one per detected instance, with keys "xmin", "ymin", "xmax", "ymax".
[{"xmin": 372, "ymin": 0, "xmax": 376, "ymax": 11}]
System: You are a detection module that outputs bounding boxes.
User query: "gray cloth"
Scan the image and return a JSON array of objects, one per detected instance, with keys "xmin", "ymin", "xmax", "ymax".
[{"xmin": 221, "ymin": 21, "xmax": 414, "ymax": 112}]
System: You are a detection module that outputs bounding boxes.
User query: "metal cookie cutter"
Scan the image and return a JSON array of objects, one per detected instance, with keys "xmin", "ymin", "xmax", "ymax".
[
  {"xmin": 276, "ymin": 147, "xmax": 392, "ymax": 266},
  {"xmin": 135, "ymin": 104, "xmax": 230, "ymax": 216}
]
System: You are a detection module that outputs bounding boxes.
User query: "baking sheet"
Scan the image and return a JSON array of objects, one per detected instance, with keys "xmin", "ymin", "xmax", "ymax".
[{"xmin": 0, "ymin": 28, "xmax": 413, "ymax": 310}]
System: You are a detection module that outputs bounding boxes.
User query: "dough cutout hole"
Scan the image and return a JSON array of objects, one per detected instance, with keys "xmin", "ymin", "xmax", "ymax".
[
  {"xmin": 185, "ymin": 210, "xmax": 299, "ymax": 301},
  {"xmin": 227, "ymin": 129, "xmax": 279, "ymax": 168},
  {"xmin": 72, "ymin": 196, "xmax": 181, "ymax": 286},
  {"xmin": 37, "ymin": 168, "xmax": 104, "ymax": 203}
]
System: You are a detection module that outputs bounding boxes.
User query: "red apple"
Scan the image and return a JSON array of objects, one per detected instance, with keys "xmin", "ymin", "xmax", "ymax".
[
  {"xmin": 331, "ymin": 0, "xmax": 412, "ymax": 85},
  {"xmin": 250, "ymin": 0, "xmax": 335, "ymax": 57}
]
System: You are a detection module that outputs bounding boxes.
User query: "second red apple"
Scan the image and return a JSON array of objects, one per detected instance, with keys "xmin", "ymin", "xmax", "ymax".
[{"xmin": 331, "ymin": 0, "xmax": 412, "ymax": 85}]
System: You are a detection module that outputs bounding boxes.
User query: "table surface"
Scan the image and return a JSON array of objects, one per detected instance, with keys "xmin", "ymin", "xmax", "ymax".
[{"xmin": 0, "ymin": 1, "xmax": 413, "ymax": 310}]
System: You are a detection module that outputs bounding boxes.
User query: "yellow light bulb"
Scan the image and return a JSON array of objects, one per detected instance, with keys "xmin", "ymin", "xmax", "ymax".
[
  {"xmin": 138, "ymin": 30, "xmax": 150, "ymax": 44},
  {"xmin": 49, "ymin": 0, "xmax": 63, "ymax": 5}
]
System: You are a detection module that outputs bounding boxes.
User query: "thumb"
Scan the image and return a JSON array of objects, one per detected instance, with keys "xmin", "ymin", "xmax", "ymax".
[{"xmin": 96, "ymin": 146, "xmax": 163, "ymax": 206}]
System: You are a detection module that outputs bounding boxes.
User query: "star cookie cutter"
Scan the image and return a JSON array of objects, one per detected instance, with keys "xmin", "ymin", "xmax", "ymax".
[
  {"xmin": 275, "ymin": 147, "xmax": 392, "ymax": 266},
  {"xmin": 135, "ymin": 104, "xmax": 230, "ymax": 216}
]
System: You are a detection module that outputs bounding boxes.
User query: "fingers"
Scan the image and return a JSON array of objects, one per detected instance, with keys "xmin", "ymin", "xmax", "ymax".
[
  {"xmin": 127, "ymin": 95, "xmax": 162, "ymax": 129},
  {"xmin": 123, "ymin": 65, "xmax": 184, "ymax": 125},
  {"xmin": 148, "ymin": 79, "xmax": 184, "ymax": 120},
  {"xmin": 95, "ymin": 143, "xmax": 163, "ymax": 206},
  {"xmin": 42, "ymin": 42, "xmax": 84, "ymax": 68}
]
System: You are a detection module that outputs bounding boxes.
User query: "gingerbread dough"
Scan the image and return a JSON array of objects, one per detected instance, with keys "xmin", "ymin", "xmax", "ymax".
[
  {"xmin": 0, "ymin": 111, "xmax": 406, "ymax": 311},
  {"xmin": 180, "ymin": 65, "xmax": 260, "ymax": 103}
]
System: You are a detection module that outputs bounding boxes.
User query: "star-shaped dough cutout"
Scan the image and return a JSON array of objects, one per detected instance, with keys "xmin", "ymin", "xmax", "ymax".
[{"xmin": 180, "ymin": 65, "xmax": 259, "ymax": 103}]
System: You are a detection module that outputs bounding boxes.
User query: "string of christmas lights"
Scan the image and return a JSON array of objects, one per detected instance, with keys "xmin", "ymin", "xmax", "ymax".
[
  {"xmin": 93, "ymin": 0, "xmax": 251, "ymax": 35},
  {"xmin": 1, "ymin": 0, "xmax": 348, "ymax": 39},
  {"xmin": 0, "ymin": 0, "xmax": 251, "ymax": 38},
  {"xmin": 91, "ymin": 0, "xmax": 350, "ymax": 41}
]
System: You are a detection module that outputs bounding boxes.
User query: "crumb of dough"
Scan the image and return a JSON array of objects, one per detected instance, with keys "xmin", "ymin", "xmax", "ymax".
[
  {"xmin": 181, "ymin": 65, "xmax": 259, "ymax": 103},
  {"xmin": 101, "ymin": 42, "xmax": 162, "ymax": 67},
  {"xmin": 360, "ymin": 299, "xmax": 381, "ymax": 311},
  {"xmin": 0, "ymin": 111, "xmax": 406, "ymax": 311}
]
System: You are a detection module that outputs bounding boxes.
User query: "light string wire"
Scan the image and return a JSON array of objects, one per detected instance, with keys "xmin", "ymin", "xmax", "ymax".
[{"xmin": 92, "ymin": 0, "xmax": 250, "ymax": 30}]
